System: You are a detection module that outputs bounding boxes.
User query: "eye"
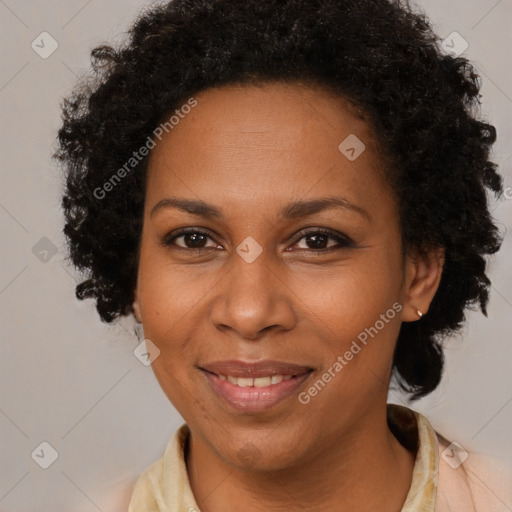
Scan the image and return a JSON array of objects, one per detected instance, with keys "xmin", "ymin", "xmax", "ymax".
[
  {"xmin": 162, "ymin": 228, "xmax": 220, "ymax": 250},
  {"xmin": 289, "ymin": 228, "xmax": 353, "ymax": 252}
]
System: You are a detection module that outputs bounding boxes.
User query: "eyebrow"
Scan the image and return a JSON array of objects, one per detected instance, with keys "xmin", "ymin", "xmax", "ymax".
[{"xmin": 150, "ymin": 196, "xmax": 370, "ymax": 221}]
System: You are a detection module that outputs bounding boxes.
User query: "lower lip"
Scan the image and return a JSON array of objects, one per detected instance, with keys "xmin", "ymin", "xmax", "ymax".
[{"xmin": 201, "ymin": 370, "xmax": 312, "ymax": 413}]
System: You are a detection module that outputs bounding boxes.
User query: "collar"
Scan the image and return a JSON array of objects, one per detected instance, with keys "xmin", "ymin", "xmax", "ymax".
[{"xmin": 389, "ymin": 404, "xmax": 439, "ymax": 511}]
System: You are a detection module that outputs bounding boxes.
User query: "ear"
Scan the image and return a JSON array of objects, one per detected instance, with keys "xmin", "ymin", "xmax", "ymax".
[
  {"xmin": 402, "ymin": 246, "xmax": 445, "ymax": 322},
  {"xmin": 133, "ymin": 288, "xmax": 142, "ymax": 323}
]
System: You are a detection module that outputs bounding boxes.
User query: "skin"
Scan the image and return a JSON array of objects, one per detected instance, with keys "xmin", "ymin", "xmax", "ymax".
[{"xmin": 132, "ymin": 81, "xmax": 444, "ymax": 511}]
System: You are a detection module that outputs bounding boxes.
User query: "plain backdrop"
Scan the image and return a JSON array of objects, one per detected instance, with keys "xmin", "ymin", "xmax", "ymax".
[{"xmin": 1, "ymin": 0, "xmax": 511, "ymax": 510}]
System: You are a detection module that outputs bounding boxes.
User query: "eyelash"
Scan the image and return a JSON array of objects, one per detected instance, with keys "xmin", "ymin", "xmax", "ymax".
[{"xmin": 161, "ymin": 227, "xmax": 354, "ymax": 253}]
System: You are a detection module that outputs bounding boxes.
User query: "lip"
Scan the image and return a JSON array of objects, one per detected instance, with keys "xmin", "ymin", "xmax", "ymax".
[{"xmin": 199, "ymin": 359, "xmax": 313, "ymax": 413}]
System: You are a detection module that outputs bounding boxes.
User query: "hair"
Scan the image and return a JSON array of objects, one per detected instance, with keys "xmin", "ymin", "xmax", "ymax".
[{"xmin": 55, "ymin": 0, "xmax": 503, "ymax": 400}]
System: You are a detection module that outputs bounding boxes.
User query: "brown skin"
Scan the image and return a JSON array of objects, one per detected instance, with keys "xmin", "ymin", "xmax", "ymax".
[{"xmin": 132, "ymin": 82, "xmax": 444, "ymax": 511}]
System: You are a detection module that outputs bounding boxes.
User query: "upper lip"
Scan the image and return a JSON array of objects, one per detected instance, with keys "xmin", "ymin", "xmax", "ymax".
[{"xmin": 199, "ymin": 360, "xmax": 313, "ymax": 378}]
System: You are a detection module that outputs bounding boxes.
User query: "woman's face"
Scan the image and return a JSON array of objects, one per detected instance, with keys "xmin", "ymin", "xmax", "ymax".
[{"xmin": 133, "ymin": 82, "xmax": 439, "ymax": 470}]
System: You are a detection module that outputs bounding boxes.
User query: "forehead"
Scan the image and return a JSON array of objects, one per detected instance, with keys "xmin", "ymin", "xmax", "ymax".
[{"xmin": 145, "ymin": 82, "xmax": 391, "ymax": 216}]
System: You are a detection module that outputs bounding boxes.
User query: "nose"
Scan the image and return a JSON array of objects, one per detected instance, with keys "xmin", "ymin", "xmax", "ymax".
[{"xmin": 209, "ymin": 249, "xmax": 297, "ymax": 341}]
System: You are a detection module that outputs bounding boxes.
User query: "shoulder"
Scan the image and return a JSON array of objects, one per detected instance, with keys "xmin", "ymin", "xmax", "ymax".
[
  {"xmin": 93, "ymin": 459, "xmax": 164, "ymax": 512},
  {"xmin": 128, "ymin": 422, "xmax": 196, "ymax": 511},
  {"xmin": 435, "ymin": 433, "xmax": 512, "ymax": 512},
  {"xmin": 95, "ymin": 425, "xmax": 190, "ymax": 512},
  {"xmin": 92, "ymin": 474, "xmax": 143, "ymax": 512}
]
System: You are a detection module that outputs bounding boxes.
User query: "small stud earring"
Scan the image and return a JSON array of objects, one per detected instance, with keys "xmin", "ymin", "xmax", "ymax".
[{"xmin": 417, "ymin": 309, "xmax": 423, "ymax": 319}]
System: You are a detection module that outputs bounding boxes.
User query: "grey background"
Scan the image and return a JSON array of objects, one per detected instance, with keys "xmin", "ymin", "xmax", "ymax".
[{"xmin": 0, "ymin": 0, "xmax": 511, "ymax": 510}]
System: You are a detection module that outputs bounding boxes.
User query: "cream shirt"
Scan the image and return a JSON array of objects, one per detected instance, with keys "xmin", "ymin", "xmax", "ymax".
[{"xmin": 127, "ymin": 404, "xmax": 512, "ymax": 511}]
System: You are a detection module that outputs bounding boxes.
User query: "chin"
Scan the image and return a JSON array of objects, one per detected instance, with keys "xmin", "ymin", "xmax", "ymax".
[{"xmin": 216, "ymin": 434, "xmax": 305, "ymax": 473}]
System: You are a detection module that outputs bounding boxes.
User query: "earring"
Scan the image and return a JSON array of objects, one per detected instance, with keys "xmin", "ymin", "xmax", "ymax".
[{"xmin": 417, "ymin": 309, "xmax": 423, "ymax": 319}]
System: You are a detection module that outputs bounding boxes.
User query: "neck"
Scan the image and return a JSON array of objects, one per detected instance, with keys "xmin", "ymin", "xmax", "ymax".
[{"xmin": 186, "ymin": 405, "xmax": 416, "ymax": 512}]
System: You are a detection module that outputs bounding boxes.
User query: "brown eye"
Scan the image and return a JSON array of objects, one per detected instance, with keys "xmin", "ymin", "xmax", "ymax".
[
  {"xmin": 290, "ymin": 229, "xmax": 353, "ymax": 252},
  {"xmin": 163, "ymin": 229, "xmax": 219, "ymax": 250}
]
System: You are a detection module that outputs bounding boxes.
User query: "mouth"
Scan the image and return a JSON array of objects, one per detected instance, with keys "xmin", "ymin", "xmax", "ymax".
[{"xmin": 198, "ymin": 360, "xmax": 314, "ymax": 413}]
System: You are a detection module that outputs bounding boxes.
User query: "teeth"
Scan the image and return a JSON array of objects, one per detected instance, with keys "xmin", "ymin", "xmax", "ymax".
[
  {"xmin": 237, "ymin": 377, "xmax": 254, "ymax": 387},
  {"xmin": 254, "ymin": 376, "xmax": 272, "ymax": 387},
  {"xmin": 218, "ymin": 374, "xmax": 294, "ymax": 387}
]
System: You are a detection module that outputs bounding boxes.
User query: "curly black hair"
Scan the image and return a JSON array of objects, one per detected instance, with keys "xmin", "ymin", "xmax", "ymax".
[{"xmin": 55, "ymin": 0, "xmax": 503, "ymax": 400}]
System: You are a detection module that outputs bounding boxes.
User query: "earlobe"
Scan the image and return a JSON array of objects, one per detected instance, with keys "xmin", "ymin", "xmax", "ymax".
[
  {"xmin": 402, "ymin": 246, "xmax": 445, "ymax": 322},
  {"xmin": 133, "ymin": 289, "xmax": 142, "ymax": 323}
]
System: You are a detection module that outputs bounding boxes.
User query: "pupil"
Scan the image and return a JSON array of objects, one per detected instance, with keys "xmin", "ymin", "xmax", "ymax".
[
  {"xmin": 186, "ymin": 233, "xmax": 206, "ymax": 248},
  {"xmin": 307, "ymin": 234, "xmax": 327, "ymax": 249}
]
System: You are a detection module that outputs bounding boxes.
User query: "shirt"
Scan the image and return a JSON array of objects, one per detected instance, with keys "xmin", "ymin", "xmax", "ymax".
[{"xmin": 127, "ymin": 404, "xmax": 512, "ymax": 511}]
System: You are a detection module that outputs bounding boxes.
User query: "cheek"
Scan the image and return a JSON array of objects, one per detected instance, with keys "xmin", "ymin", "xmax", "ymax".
[
  {"xmin": 135, "ymin": 253, "xmax": 206, "ymax": 391},
  {"xmin": 136, "ymin": 243, "xmax": 213, "ymax": 331},
  {"xmin": 137, "ymin": 262, "xmax": 199, "ymax": 409},
  {"xmin": 294, "ymin": 250, "xmax": 403, "ymax": 388},
  {"xmin": 298, "ymin": 253, "xmax": 402, "ymax": 335}
]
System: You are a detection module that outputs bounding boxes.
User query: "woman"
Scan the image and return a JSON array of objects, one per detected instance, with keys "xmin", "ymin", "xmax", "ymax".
[{"xmin": 56, "ymin": 0, "xmax": 512, "ymax": 510}]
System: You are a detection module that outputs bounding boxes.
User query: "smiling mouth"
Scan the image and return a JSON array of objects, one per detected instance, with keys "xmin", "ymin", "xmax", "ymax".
[{"xmin": 198, "ymin": 360, "xmax": 314, "ymax": 413}]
